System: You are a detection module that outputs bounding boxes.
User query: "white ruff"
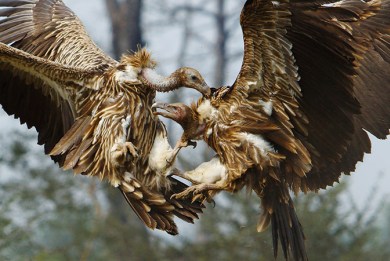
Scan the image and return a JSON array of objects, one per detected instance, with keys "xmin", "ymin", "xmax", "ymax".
[
  {"xmin": 148, "ymin": 132, "xmax": 173, "ymax": 175},
  {"xmin": 184, "ymin": 157, "xmax": 227, "ymax": 184},
  {"xmin": 115, "ymin": 65, "xmax": 139, "ymax": 83},
  {"xmin": 197, "ymin": 99, "xmax": 218, "ymax": 122},
  {"xmin": 142, "ymin": 68, "xmax": 167, "ymax": 84}
]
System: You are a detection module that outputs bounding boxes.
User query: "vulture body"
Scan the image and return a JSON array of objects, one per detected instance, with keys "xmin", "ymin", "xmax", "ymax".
[
  {"xmin": 155, "ymin": 0, "xmax": 390, "ymax": 258},
  {"xmin": 0, "ymin": 0, "xmax": 210, "ymax": 234}
]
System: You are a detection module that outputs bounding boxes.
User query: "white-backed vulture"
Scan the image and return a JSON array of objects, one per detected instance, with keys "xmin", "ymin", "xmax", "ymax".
[
  {"xmin": 0, "ymin": 0, "xmax": 211, "ymax": 235},
  {"xmin": 154, "ymin": 0, "xmax": 390, "ymax": 258}
]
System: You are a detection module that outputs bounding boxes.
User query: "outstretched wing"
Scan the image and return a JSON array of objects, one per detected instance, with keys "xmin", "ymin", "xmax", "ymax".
[
  {"xmin": 288, "ymin": 0, "xmax": 390, "ymax": 190},
  {"xmin": 0, "ymin": 0, "xmax": 115, "ymax": 68},
  {"xmin": 233, "ymin": 0, "xmax": 302, "ymax": 116},
  {"xmin": 230, "ymin": 0, "xmax": 390, "ymax": 191},
  {"xmin": 0, "ymin": 43, "xmax": 102, "ymax": 161},
  {"xmin": 0, "ymin": 0, "xmax": 114, "ymax": 161},
  {"xmin": 226, "ymin": 0, "xmax": 311, "ymax": 188},
  {"xmin": 231, "ymin": 0, "xmax": 309, "ymax": 147}
]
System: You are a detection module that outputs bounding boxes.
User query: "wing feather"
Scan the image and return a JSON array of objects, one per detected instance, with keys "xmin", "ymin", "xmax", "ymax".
[
  {"xmin": 234, "ymin": 0, "xmax": 300, "ymax": 99},
  {"xmin": 0, "ymin": 0, "xmax": 115, "ymax": 68},
  {"xmin": 228, "ymin": 0, "xmax": 389, "ymax": 191},
  {"xmin": 0, "ymin": 0, "xmax": 114, "ymax": 161},
  {"xmin": 287, "ymin": 0, "xmax": 390, "ymax": 190},
  {"xmin": 0, "ymin": 42, "xmax": 101, "ymax": 159}
]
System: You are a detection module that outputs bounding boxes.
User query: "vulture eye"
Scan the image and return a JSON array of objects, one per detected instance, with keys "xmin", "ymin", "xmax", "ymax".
[{"xmin": 191, "ymin": 75, "xmax": 198, "ymax": 81}]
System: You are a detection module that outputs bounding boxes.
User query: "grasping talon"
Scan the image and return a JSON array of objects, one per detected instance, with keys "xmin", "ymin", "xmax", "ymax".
[
  {"xmin": 111, "ymin": 141, "xmax": 138, "ymax": 166},
  {"xmin": 125, "ymin": 141, "xmax": 138, "ymax": 158},
  {"xmin": 187, "ymin": 140, "xmax": 197, "ymax": 149},
  {"xmin": 165, "ymin": 138, "xmax": 196, "ymax": 166},
  {"xmin": 171, "ymin": 183, "xmax": 222, "ymax": 201}
]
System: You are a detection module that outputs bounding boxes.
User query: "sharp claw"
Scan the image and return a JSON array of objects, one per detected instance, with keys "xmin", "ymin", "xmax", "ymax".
[
  {"xmin": 125, "ymin": 142, "xmax": 138, "ymax": 158},
  {"xmin": 191, "ymin": 193, "xmax": 205, "ymax": 203},
  {"xmin": 188, "ymin": 140, "xmax": 197, "ymax": 149}
]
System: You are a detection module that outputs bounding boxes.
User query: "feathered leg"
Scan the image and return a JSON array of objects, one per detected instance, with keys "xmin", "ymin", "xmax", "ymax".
[{"xmin": 166, "ymin": 137, "xmax": 197, "ymax": 165}]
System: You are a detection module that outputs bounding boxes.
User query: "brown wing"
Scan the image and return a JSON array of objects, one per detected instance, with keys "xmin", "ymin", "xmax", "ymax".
[
  {"xmin": 0, "ymin": 0, "xmax": 115, "ymax": 68},
  {"xmin": 288, "ymin": 0, "xmax": 390, "ymax": 190},
  {"xmin": 230, "ymin": 0, "xmax": 309, "ymax": 146},
  {"xmin": 0, "ymin": 43, "xmax": 102, "ymax": 161},
  {"xmin": 233, "ymin": 0, "xmax": 301, "ymax": 102},
  {"xmin": 0, "ymin": 0, "xmax": 114, "ymax": 161},
  {"xmin": 225, "ymin": 0, "xmax": 311, "ymax": 190},
  {"xmin": 228, "ymin": 0, "xmax": 390, "ymax": 191}
]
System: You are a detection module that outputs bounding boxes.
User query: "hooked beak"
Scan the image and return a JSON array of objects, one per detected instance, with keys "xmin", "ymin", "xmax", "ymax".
[
  {"xmin": 152, "ymin": 102, "xmax": 175, "ymax": 118},
  {"xmin": 199, "ymin": 83, "xmax": 211, "ymax": 98}
]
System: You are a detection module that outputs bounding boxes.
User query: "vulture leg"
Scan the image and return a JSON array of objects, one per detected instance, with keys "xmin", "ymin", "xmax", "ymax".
[
  {"xmin": 111, "ymin": 141, "xmax": 138, "ymax": 167},
  {"xmin": 166, "ymin": 138, "xmax": 197, "ymax": 166},
  {"xmin": 171, "ymin": 183, "xmax": 224, "ymax": 200}
]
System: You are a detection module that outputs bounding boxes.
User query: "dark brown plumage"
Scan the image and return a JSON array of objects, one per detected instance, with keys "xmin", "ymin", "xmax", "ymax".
[
  {"xmin": 155, "ymin": 0, "xmax": 390, "ymax": 259},
  {"xmin": 0, "ymin": 0, "xmax": 210, "ymax": 234}
]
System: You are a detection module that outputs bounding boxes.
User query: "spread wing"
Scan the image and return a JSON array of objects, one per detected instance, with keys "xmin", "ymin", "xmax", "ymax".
[
  {"xmin": 0, "ymin": 0, "xmax": 115, "ymax": 160},
  {"xmin": 0, "ymin": 43, "xmax": 102, "ymax": 156},
  {"xmin": 231, "ymin": 0, "xmax": 309, "ymax": 149},
  {"xmin": 228, "ymin": 0, "xmax": 311, "ymax": 189},
  {"xmin": 229, "ymin": 0, "xmax": 390, "ymax": 191},
  {"xmin": 288, "ymin": 0, "xmax": 390, "ymax": 190},
  {"xmin": 234, "ymin": 0, "xmax": 301, "ymax": 97},
  {"xmin": 0, "ymin": 0, "xmax": 115, "ymax": 68}
]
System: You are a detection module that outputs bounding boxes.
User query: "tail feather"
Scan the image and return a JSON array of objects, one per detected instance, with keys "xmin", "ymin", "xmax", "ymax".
[
  {"xmin": 259, "ymin": 182, "xmax": 307, "ymax": 261},
  {"xmin": 119, "ymin": 179, "xmax": 178, "ymax": 235},
  {"xmin": 119, "ymin": 176, "xmax": 205, "ymax": 235}
]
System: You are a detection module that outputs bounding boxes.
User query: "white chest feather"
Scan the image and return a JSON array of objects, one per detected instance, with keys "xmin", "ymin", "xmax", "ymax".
[
  {"xmin": 185, "ymin": 157, "xmax": 227, "ymax": 184},
  {"xmin": 114, "ymin": 65, "xmax": 140, "ymax": 84},
  {"xmin": 197, "ymin": 99, "xmax": 218, "ymax": 122},
  {"xmin": 148, "ymin": 132, "xmax": 173, "ymax": 174},
  {"xmin": 239, "ymin": 132, "xmax": 275, "ymax": 156}
]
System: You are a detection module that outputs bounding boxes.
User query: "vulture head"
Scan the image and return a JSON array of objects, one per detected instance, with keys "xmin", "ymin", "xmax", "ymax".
[
  {"xmin": 153, "ymin": 102, "xmax": 205, "ymax": 141},
  {"xmin": 119, "ymin": 48, "xmax": 210, "ymax": 96},
  {"xmin": 140, "ymin": 67, "xmax": 211, "ymax": 97}
]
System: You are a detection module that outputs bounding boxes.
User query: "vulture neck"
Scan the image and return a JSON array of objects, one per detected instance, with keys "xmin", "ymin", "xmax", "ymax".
[{"xmin": 141, "ymin": 68, "xmax": 180, "ymax": 92}]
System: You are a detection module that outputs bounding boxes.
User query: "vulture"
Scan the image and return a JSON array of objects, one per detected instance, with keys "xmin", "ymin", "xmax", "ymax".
[
  {"xmin": 0, "ymin": 0, "xmax": 211, "ymax": 235},
  {"xmin": 154, "ymin": 0, "xmax": 390, "ymax": 259}
]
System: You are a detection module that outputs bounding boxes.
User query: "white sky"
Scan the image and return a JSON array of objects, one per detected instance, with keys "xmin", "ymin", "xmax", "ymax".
[{"xmin": 0, "ymin": 0, "xmax": 389, "ymax": 215}]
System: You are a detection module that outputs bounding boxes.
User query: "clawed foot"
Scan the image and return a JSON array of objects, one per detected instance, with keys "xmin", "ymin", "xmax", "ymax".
[
  {"xmin": 171, "ymin": 183, "xmax": 221, "ymax": 202},
  {"xmin": 187, "ymin": 140, "xmax": 197, "ymax": 149},
  {"xmin": 165, "ymin": 139, "xmax": 197, "ymax": 166},
  {"xmin": 125, "ymin": 142, "xmax": 138, "ymax": 158},
  {"xmin": 111, "ymin": 141, "xmax": 138, "ymax": 166}
]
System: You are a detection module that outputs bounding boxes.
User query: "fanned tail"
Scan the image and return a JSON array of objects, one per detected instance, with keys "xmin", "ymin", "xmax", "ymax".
[
  {"xmin": 119, "ymin": 179, "xmax": 178, "ymax": 235},
  {"xmin": 119, "ymin": 177, "xmax": 205, "ymax": 235},
  {"xmin": 257, "ymin": 182, "xmax": 307, "ymax": 261}
]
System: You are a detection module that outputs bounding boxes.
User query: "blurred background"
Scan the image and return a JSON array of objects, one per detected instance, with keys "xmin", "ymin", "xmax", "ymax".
[{"xmin": 0, "ymin": 0, "xmax": 389, "ymax": 260}]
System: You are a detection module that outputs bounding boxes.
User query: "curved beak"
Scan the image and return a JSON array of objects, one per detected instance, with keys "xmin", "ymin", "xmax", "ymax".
[
  {"xmin": 198, "ymin": 82, "xmax": 211, "ymax": 98},
  {"xmin": 152, "ymin": 102, "xmax": 175, "ymax": 118}
]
